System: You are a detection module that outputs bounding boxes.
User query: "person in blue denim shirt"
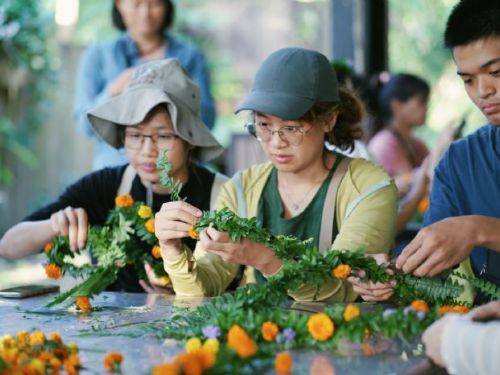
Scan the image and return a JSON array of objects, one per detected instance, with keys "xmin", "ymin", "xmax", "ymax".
[
  {"xmin": 74, "ymin": 0, "xmax": 216, "ymax": 170},
  {"xmin": 396, "ymin": 0, "xmax": 500, "ymax": 304}
]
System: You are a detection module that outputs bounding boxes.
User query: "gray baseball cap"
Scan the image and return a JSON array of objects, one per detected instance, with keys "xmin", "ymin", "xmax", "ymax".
[
  {"xmin": 236, "ymin": 47, "xmax": 339, "ymax": 120},
  {"xmin": 87, "ymin": 59, "xmax": 223, "ymax": 162}
]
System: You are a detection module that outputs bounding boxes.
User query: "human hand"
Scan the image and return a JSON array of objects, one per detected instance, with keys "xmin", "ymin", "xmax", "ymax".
[
  {"xmin": 138, "ymin": 262, "xmax": 174, "ymax": 294},
  {"xmin": 347, "ymin": 253, "xmax": 395, "ymax": 301},
  {"xmin": 421, "ymin": 314, "xmax": 458, "ymax": 368},
  {"xmin": 396, "ymin": 217, "xmax": 475, "ymax": 277},
  {"xmin": 108, "ymin": 68, "xmax": 134, "ymax": 97},
  {"xmin": 49, "ymin": 207, "xmax": 89, "ymax": 252},
  {"xmin": 470, "ymin": 300, "xmax": 500, "ymax": 321},
  {"xmin": 154, "ymin": 201, "xmax": 202, "ymax": 256},
  {"xmin": 200, "ymin": 225, "xmax": 282, "ymax": 275}
]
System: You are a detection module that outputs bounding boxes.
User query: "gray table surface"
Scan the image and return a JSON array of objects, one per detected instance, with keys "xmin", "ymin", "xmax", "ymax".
[{"xmin": 0, "ymin": 292, "xmax": 431, "ymax": 374}]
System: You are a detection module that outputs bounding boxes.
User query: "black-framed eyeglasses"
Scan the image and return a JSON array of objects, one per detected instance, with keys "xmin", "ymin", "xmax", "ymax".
[
  {"xmin": 245, "ymin": 121, "xmax": 311, "ymax": 147},
  {"xmin": 124, "ymin": 132, "xmax": 179, "ymax": 150}
]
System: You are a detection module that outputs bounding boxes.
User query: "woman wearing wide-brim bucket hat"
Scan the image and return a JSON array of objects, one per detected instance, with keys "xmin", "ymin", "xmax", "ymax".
[
  {"xmin": 157, "ymin": 47, "xmax": 399, "ymax": 302},
  {"xmin": 0, "ymin": 58, "xmax": 227, "ymax": 294}
]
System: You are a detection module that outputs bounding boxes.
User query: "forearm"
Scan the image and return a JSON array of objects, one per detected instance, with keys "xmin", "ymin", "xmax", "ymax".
[
  {"xmin": 471, "ymin": 215, "xmax": 500, "ymax": 252},
  {"xmin": 0, "ymin": 220, "xmax": 56, "ymax": 259}
]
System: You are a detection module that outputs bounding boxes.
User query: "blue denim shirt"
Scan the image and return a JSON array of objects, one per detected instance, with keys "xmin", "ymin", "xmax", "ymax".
[
  {"xmin": 424, "ymin": 124, "xmax": 500, "ymax": 288},
  {"xmin": 73, "ymin": 33, "xmax": 216, "ymax": 170}
]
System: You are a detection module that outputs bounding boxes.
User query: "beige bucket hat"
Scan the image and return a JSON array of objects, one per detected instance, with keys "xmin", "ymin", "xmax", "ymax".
[{"xmin": 87, "ymin": 59, "xmax": 223, "ymax": 161}]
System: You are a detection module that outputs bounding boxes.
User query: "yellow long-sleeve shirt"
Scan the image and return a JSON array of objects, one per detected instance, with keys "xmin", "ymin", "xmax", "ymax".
[{"xmin": 163, "ymin": 159, "xmax": 398, "ymax": 302}]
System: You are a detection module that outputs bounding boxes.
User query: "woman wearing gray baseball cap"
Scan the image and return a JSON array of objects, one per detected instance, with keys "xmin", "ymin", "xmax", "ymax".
[
  {"xmin": 0, "ymin": 59, "xmax": 226, "ymax": 293},
  {"xmin": 157, "ymin": 48, "xmax": 398, "ymax": 301}
]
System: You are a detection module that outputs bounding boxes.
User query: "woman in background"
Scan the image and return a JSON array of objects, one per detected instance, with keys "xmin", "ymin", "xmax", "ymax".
[{"xmin": 74, "ymin": 0, "xmax": 216, "ymax": 170}]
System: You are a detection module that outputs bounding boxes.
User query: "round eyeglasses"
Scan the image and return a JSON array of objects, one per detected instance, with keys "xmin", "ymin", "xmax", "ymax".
[
  {"xmin": 245, "ymin": 122, "xmax": 311, "ymax": 147},
  {"xmin": 124, "ymin": 132, "xmax": 179, "ymax": 150}
]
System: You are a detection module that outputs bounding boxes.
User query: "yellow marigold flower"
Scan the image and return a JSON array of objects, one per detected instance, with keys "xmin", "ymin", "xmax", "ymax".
[
  {"xmin": 332, "ymin": 264, "xmax": 351, "ymax": 279},
  {"xmin": 67, "ymin": 342, "xmax": 79, "ymax": 354},
  {"xmin": 138, "ymin": 205, "xmax": 153, "ymax": 219},
  {"xmin": 145, "ymin": 218, "xmax": 155, "ymax": 233},
  {"xmin": 48, "ymin": 331, "xmax": 62, "ymax": 344},
  {"xmin": 151, "ymin": 363, "xmax": 180, "ymax": 375},
  {"xmin": 261, "ymin": 321, "xmax": 279, "ymax": 342},
  {"xmin": 103, "ymin": 352, "xmax": 123, "ymax": 372},
  {"xmin": 275, "ymin": 351, "xmax": 293, "ymax": 374},
  {"xmin": 43, "ymin": 242, "xmax": 54, "ymax": 253},
  {"xmin": 307, "ymin": 313, "xmax": 334, "ymax": 341},
  {"xmin": 195, "ymin": 347, "xmax": 216, "ymax": 370},
  {"xmin": 2, "ymin": 348, "xmax": 18, "ymax": 365},
  {"xmin": 45, "ymin": 263, "xmax": 62, "ymax": 279},
  {"xmin": 1, "ymin": 335, "xmax": 15, "ymax": 349},
  {"xmin": 28, "ymin": 358, "xmax": 45, "ymax": 374},
  {"xmin": 410, "ymin": 299, "xmax": 429, "ymax": 312},
  {"xmin": 30, "ymin": 330, "xmax": 45, "ymax": 346},
  {"xmin": 227, "ymin": 324, "xmax": 258, "ymax": 359},
  {"xmin": 185, "ymin": 337, "xmax": 202, "ymax": 353},
  {"xmin": 75, "ymin": 296, "xmax": 92, "ymax": 312},
  {"xmin": 187, "ymin": 225, "xmax": 198, "ymax": 240},
  {"xmin": 115, "ymin": 194, "xmax": 134, "ymax": 207},
  {"xmin": 343, "ymin": 304, "xmax": 361, "ymax": 322},
  {"xmin": 203, "ymin": 338, "xmax": 219, "ymax": 353},
  {"xmin": 174, "ymin": 352, "xmax": 203, "ymax": 375},
  {"xmin": 16, "ymin": 330, "xmax": 30, "ymax": 344},
  {"xmin": 151, "ymin": 245, "xmax": 162, "ymax": 259}
]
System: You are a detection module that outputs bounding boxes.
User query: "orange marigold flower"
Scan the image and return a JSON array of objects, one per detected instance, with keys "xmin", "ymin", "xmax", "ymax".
[
  {"xmin": 307, "ymin": 313, "xmax": 334, "ymax": 341},
  {"xmin": 195, "ymin": 347, "xmax": 216, "ymax": 370},
  {"xmin": 227, "ymin": 325, "xmax": 258, "ymax": 359},
  {"xmin": 187, "ymin": 225, "xmax": 198, "ymax": 240},
  {"xmin": 103, "ymin": 352, "xmax": 123, "ymax": 372},
  {"xmin": 1, "ymin": 335, "xmax": 15, "ymax": 349},
  {"xmin": 30, "ymin": 330, "xmax": 45, "ymax": 346},
  {"xmin": 38, "ymin": 351, "xmax": 53, "ymax": 363},
  {"xmin": 115, "ymin": 194, "xmax": 134, "ymax": 207},
  {"xmin": 332, "ymin": 264, "xmax": 351, "ymax": 279},
  {"xmin": 2, "ymin": 348, "xmax": 19, "ymax": 365},
  {"xmin": 64, "ymin": 354, "xmax": 80, "ymax": 375},
  {"xmin": 261, "ymin": 321, "xmax": 279, "ymax": 342},
  {"xmin": 410, "ymin": 300, "xmax": 429, "ymax": 312},
  {"xmin": 75, "ymin": 296, "xmax": 92, "ymax": 312},
  {"xmin": 48, "ymin": 331, "xmax": 62, "ymax": 344},
  {"xmin": 275, "ymin": 351, "xmax": 293, "ymax": 374},
  {"xmin": 43, "ymin": 242, "xmax": 54, "ymax": 253},
  {"xmin": 151, "ymin": 363, "xmax": 180, "ymax": 375},
  {"xmin": 45, "ymin": 263, "xmax": 62, "ymax": 279},
  {"xmin": 343, "ymin": 303, "xmax": 361, "ymax": 322},
  {"xmin": 438, "ymin": 305, "xmax": 470, "ymax": 316},
  {"xmin": 50, "ymin": 357, "xmax": 62, "ymax": 371},
  {"xmin": 417, "ymin": 195, "xmax": 430, "ymax": 214},
  {"xmin": 145, "ymin": 218, "xmax": 155, "ymax": 233},
  {"xmin": 16, "ymin": 330, "xmax": 30, "ymax": 344},
  {"xmin": 174, "ymin": 352, "xmax": 203, "ymax": 375},
  {"xmin": 151, "ymin": 245, "xmax": 162, "ymax": 259}
]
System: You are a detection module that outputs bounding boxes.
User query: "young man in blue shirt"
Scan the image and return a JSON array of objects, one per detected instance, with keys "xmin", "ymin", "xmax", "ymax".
[{"xmin": 396, "ymin": 0, "xmax": 500, "ymax": 303}]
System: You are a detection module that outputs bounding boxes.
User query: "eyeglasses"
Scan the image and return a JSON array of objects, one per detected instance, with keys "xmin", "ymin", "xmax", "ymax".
[
  {"xmin": 245, "ymin": 121, "xmax": 311, "ymax": 146},
  {"xmin": 124, "ymin": 132, "xmax": 179, "ymax": 150}
]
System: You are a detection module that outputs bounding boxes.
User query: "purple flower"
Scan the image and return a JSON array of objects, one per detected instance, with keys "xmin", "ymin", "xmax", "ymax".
[
  {"xmin": 416, "ymin": 311, "xmax": 426, "ymax": 320},
  {"xmin": 41, "ymin": 260, "xmax": 48, "ymax": 268},
  {"xmin": 202, "ymin": 325, "xmax": 220, "ymax": 339},
  {"xmin": 282, "ymin": 328, "xmax": 296, "ymax": 342},
  {"xmin": 403, "ymin": 306, "xmax": 413, "ymax": 315},
  {"xmin": 382, "ymin": 308, "xmax": 397, "ymax": 318}
]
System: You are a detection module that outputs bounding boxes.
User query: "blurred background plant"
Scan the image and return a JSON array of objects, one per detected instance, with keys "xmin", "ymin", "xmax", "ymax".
[{"xmin": 0, "ymin": 0, "xmax": 56, "ymax": 186}]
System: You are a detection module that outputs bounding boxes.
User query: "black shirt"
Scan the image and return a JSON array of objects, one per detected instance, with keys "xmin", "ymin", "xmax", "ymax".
[{"xmin": 25, "ymin": 163, "xmax": 215, "ymax": 292}]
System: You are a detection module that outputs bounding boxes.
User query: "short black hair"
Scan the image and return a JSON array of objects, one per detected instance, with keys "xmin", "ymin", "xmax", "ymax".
[
  {"xmin": 112, "ymin": 0, "xmax": 175, "ymax": 32},
  {"xmin": 378, "ymin": 73, "xmax": 430, "ymax": 123},
  {"xmin": 444, "ymin": 0, "xmax": 500, "ymax": 49}
]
